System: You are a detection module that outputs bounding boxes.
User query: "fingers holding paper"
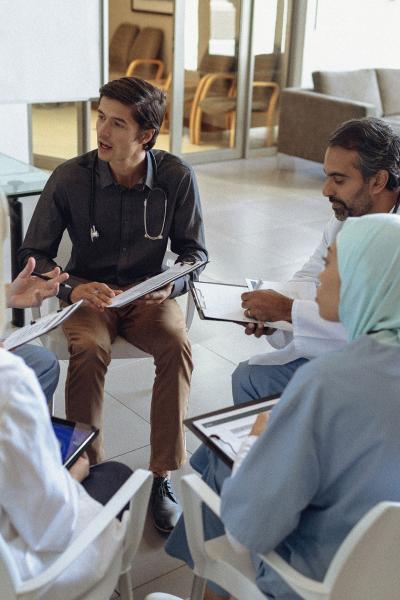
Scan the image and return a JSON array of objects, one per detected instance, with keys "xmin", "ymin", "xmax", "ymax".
[
  {"xmin": 244, "ymin": 322, "xmax": 276, "ymax": 338},
  {"xmin": 70, "ymin": 282, "xmax": 122, "ymax": 311},
  {"xmin": 135, "ymin": 282, "xmax": 173, "ymax": 306},
  {"xmin": 241, "ymin": 289, "xmax": 293, "ymax": 323}
]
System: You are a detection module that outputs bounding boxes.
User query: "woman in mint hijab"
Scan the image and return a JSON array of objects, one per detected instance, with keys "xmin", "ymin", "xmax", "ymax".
[{"xmin": 168, "ymin": 214, "xmax": 400, "ymax": 600}]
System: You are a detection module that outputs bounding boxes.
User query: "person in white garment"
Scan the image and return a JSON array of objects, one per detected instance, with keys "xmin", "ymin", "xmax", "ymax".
[
  {"xmin": 0, "ymin": 196, "xmax": 132, "ymax": 599},
  {"xmin": 234, "ymin": 116, "xmax": 400, "ymax": 405}
]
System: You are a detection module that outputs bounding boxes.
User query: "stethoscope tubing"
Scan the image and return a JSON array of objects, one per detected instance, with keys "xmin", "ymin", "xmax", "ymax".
[{"xmin": 89, "ymin": 150, "xmax": 167, "ymax": 242}]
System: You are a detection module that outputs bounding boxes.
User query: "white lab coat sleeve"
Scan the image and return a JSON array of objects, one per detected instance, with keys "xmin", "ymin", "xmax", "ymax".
[
  {"xmin": 291, "ymin": 299, "xmax": 347, "ymax": 358},
  {"xmin": 249, "ymin": 217, "xmax": 344, "ymax": 364},
  {"xmin": 290, "ymin": 217, "xmax": 342, "ymax": 284},
  {"xmin": 0, "ymin": 352, "xmax": 79, "ymax": 553}
]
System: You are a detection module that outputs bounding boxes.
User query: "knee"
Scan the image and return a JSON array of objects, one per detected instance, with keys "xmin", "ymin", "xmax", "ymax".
[
  {"xmin": 68, "ymin": 336, "xmax": 111, "ymax": 365},
  {"xmin": 47, "ymin": 353, "xmax": 60, "ymax": 379},
  {"xmin": 160, "ymin": 326, "xmax": 192, "ymax": 358},
  {"xmin": 232, "ymin": 361, "xmax": 251, "ymax": 391}
]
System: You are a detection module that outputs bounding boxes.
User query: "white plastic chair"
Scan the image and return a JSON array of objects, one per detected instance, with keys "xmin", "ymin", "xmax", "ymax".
[
  {"xmin": 146, "ymin": 474, "xmax": 400, "ymax": 600},
  {"xmin": 0, "ymin": 468, "xmax": 152, "ymax": 600}
]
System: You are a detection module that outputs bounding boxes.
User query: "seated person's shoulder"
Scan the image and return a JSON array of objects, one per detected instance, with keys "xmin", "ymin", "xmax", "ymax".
[
  {"xmin": 51, "ymin": 151, "xmax": 94, "ymax": 186},
  {"xmin": 0, "ymin": 349, "xmax": 39, "ymax": 403},
  {"xmin": 152, "ymin": 149, "xmax": 193, "ymax": 180}
]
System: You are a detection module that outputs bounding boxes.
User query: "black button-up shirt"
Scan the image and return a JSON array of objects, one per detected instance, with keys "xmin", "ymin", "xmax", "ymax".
[{"xmin": 19, "ymin": 149, "xmax": 208, "ymax": 303}]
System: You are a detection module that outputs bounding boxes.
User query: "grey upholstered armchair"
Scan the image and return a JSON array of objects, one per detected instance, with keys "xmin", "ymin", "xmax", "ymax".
[{"xmin": 278, "ymin": 68, "xmax": 400, "ymax": 162}]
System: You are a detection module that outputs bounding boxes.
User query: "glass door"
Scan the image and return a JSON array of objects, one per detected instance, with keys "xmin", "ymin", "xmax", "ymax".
[
  {"xmin": 245, "ymin": 0, "xmax": 291, "ymax": 154},
  {"xmin": 171, "ymin": 0, "xmax": 249, "ymax": 162}
]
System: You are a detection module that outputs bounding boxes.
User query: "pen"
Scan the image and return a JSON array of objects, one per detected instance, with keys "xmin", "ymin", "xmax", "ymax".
[{"xmin": 32, "ymin": 271, "xmax": 72, "ymax": 289}]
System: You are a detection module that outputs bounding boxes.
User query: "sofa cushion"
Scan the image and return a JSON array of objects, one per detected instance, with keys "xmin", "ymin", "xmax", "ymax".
[
  {"xmin": 313, "ymin": 69, "xmax": 383, "ymax": 117},
  {"xmin": 376, "ymin": 69, "xmax": 400, "ymax": 116}
]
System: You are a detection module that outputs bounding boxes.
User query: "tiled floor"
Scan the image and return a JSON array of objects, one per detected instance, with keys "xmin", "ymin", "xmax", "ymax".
[{"xmin": 7, "ymin": 152, "xmax": 329, "ymax": 598}]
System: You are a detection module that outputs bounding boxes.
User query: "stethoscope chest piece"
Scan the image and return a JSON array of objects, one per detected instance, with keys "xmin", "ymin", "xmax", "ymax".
[{"xmin": 90, "ymin": 225, "xmax": 100, "ymax": 242}]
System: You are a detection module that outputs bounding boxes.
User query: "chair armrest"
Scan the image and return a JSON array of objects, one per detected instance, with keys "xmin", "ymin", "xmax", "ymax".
[
  {"xmin": 180, "ymin": 474, "xmax": 222, "ymax": 575},
  {"xmin": 198, "ymin": 72, "xmax": 236, "ymax": 102},
  {"xmin": 260, "ymin": 550, "xmax": 329, "ymax": 598},
  {"xmin": 278, "ymin": 88, "xmax": 377, "ymax": 162},
  {"xmin": 18, "ymin": 469, "xmax": 151, "ymax": 594},
  {"xmin": 182, "ymin": 474, "xmax": 221, "ymax": 517},
  {"xmin": 126, "ymin": 58, "xmax": 164, "ymax": 79}
]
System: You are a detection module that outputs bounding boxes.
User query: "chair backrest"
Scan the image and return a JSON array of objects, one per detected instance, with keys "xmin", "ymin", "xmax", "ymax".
[
  {"xmin": 252, "ymin": 53, "xmax": 280, "ymax": 104},
  {"xmin": 325, "ymin": 501, "xmax": 400, "ymax": 599},
  {"xmin": 198, "ymin": 53, "xmax": 237, "ymax": 96},
  {"xmin": 312, "ymin": 69, "xmax": 383, "ymax": 117},
  {"xmin": 0, "ymin": 469, "xmax": 152, "ymax": 600},
  {"xmin": 180, "ymin": 474, "xmax": 265, "ymax": 600},
  {"xmin": 199, "ymin": 53, "xmax": 237, "ymax": 76},
  {"xmin": 128, "ymin": 27, "xmax": 164, "ymax": 78},
  {"xmin": 120, "ymin": 469, "xmax": 153, "ymax": 574},
  {"xmin": 109, "ymin": 23, "xmax": 140, "ymax": 72}
]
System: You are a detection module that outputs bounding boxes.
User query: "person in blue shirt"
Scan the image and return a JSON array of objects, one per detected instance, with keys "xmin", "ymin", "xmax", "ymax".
[{"xmin": 167, "ymin": 213, "xmax": 400, "ymax": 599}]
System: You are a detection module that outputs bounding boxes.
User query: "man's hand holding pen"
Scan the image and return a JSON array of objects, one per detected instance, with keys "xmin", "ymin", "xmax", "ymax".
[{"xmin": 6, "ymin": 257, "xmax": 70, "ymax": 309}]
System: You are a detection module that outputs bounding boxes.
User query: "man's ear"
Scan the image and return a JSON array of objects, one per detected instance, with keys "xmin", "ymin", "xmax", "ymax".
[
  {"xmin": 140, "ymin": 129, "xmax": 155, "ymax": 146},
  {"xmin": 369, "ymin": 169, "xmax": 389, "ymax": 194}
]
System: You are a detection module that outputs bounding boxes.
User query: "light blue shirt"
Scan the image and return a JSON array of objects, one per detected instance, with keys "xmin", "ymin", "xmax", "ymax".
[{"xmin": 220, "ymin": 335, "xmax": 400, "ymax": 599}]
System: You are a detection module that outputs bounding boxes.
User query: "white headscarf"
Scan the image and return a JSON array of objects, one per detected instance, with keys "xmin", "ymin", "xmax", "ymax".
[{"xmin": 0, "ymin": 189, "xmax": 9, "ymax": 337}]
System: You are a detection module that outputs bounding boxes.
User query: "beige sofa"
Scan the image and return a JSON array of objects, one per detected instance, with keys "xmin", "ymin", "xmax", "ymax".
[{"xmin": 278, "ymin": 68, "xmax": 400, "ymax": 163}]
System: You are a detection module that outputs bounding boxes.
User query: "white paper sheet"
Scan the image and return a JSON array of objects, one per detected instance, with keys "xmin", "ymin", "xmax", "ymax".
[
  {"xmin": 4, "ymin": 301, "xmax": 83, "ymax": 350},
  {"xmin": 109, "ymin": 260, "xmax": 206, "ymax": 308}
]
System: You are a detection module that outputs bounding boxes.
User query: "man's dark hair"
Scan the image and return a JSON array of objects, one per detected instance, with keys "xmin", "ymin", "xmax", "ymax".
[
  {"xmin": 99, "ymin": 77, "xmax": 167, "ymax": 150},
  {"xmin": 328, "ymin": 117, "xmax": 400, "ymax": 191}
]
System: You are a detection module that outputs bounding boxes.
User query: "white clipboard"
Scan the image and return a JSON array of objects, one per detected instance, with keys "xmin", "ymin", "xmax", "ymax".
[
  {"xmin": 109, "ymin": 260, "xmax": 207, "ymax": 308},
  {"xmin": 3, "ymin": 300, "xmax": 83, "ymax": 350}
]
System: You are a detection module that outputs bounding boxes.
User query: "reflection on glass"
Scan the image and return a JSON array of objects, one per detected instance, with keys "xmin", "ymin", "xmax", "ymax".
[
  {"xmin": 248, "ymin": 0, "xmax": 288, "ymax": 150},
  {"xmin": 182, "ymin": 0, "xmax": 240, "ymax": 153},
  {"xmin": 31, "ymin": 103, "xmax": 80, "ymax": 168}
]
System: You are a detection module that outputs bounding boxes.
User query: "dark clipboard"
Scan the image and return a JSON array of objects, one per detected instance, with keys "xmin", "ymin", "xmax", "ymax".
[
  {"xmin": 51, "ymin": 417, "xmax": 99, "ymax": 469},
  {"xmin": 189, "ymin": 280, "xmax": 293, "ymax": 330},
  {"xmin": 189, "ymin": 280, "xmax": 251, "ymax": 325},
  {"xmin": 184, "ymin": 395, "xmax": 280, "ymax": 468}
]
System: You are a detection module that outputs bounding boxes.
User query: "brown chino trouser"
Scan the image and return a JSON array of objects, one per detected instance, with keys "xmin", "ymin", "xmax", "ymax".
[{"xmin": 61, "ymin": 298, "xmax": 193, "ymax": 470}]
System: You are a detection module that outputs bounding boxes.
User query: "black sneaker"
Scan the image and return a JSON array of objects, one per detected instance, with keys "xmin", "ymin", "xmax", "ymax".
[{"xmin": 150, "ymin": 476, "xmax": 181, "ymax": 533}]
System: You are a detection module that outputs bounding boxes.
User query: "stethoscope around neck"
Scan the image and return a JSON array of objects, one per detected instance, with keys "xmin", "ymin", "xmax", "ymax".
[{"xmin": 89, "ymin": 151, "xmax": 168, "ymax": 242}]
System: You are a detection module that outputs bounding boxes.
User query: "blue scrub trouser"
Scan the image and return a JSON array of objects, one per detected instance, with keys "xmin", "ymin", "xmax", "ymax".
[
  {"xmin": 165, "ymin": 358, "xmax": 309, "ymax": 596},
  {"xmin": 13, "ymin": 344, "xmax": 60, "ymax": 405}
]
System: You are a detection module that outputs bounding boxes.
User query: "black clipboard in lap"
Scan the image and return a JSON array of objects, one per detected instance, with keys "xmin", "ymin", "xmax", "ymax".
[
  {"xmin": 189, "ymin": 280, "xmax": 293, "ymax": 330},
  {"xmin": 184, "ymin": 395, "xmax": 280, "ymax": 468}
]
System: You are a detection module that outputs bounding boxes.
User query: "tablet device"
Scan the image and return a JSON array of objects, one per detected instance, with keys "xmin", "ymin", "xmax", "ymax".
[{"xmin": 51, "ymin": 417, "xmax": 99, "ymax": 469}]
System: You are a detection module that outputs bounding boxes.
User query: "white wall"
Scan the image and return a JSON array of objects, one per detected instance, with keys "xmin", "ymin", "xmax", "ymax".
[
  {"xmin": 0, "ymin": 105, "xmax": 30, "ymax": 162},
  {"xmin": 302, "ymin": 0, "xmax": 400, "ymax": 86},
  {"xmin": 0, "ymin": 0, "xmax": 102, "ymax": 104}
]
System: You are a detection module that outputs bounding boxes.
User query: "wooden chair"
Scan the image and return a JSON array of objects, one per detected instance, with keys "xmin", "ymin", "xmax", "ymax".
[
  {"xmin": 109, "ymin": 23, "xmax": 140, "ymax": 81},
  {"xmin": 189, "ymin": 53, "xmax": 280, "ymax": 147},
  {"xmin": 125, "ymin": 27, "xmax": 165, "ymax": 81},
  {"xmin": 109, "ymin": 26, "xmax": 165, "ymax": 83}
]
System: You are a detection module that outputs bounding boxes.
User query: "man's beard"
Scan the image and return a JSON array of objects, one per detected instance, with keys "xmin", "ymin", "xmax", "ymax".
[{"xmin": 329, "ymin": 197, "xmax": 352, "ymax": 221}]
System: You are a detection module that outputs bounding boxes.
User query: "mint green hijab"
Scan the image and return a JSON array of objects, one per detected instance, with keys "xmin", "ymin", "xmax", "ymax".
[{"xmin": 337, "ymin": 214, "xmax": 400, "ymax": 345}]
